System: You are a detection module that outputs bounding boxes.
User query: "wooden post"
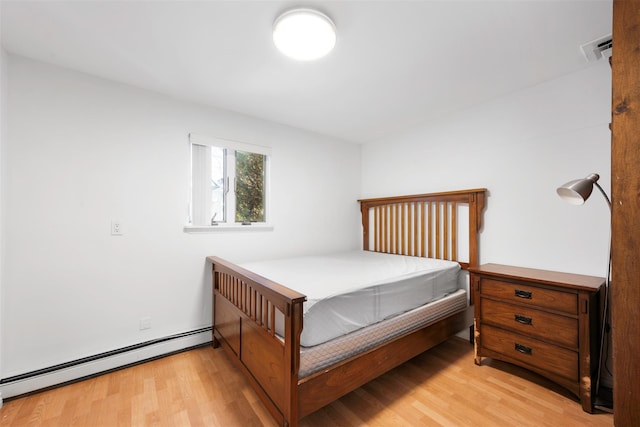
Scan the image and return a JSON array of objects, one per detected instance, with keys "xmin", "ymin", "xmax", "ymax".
[{"xmin": 611, "ymin": 0, "xmax": 640, "ymax": 423}]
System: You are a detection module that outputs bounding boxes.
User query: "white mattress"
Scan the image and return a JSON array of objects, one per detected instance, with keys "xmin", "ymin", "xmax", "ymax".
[
  {"xmin": 240, "ymin": 251, "xmax": 461, "ymax": 347},
  {"xmin": 299, "ymin": 288, "xmax": 468, "ymax": 378}
]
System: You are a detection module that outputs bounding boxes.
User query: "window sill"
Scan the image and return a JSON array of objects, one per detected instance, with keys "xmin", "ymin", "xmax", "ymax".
[{"xmin": 183, "ymin": 224, "xmax": 274, "ymax": 233}]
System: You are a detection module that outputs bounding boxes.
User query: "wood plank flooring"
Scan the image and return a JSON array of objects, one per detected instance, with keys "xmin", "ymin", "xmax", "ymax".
[{"xmin": 0, "ymin": 338, "xmax": 613, "ymax": 426}]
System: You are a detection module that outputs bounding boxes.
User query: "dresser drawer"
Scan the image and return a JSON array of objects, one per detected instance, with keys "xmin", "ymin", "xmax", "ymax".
[
  {"xmin": 480, "ymin": 298, "xmax": 578, "ymax": 348},
  {"xmin": 482, "ymin": 324, "xmax": 578, "ymax": 381},
  {"xmin": 480, "ymin": 278, "xmax": 577, "ymax": 315}
]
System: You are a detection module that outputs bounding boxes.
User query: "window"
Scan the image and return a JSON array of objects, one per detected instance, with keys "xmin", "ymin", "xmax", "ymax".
[{"xmin": 188, "ymin": 134, "xmax": 270, "ymax": 228}]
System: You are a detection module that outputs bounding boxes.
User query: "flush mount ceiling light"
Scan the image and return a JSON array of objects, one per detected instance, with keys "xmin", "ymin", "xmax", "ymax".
[{"xmin": 273, "ymin": 8, "xmax": 336, "ymax": 61}]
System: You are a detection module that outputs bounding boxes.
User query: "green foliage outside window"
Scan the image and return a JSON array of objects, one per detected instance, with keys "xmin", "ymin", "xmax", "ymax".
[{"xmin": 235, "ymin": 151, "xmax": 265, "ymax": 222}]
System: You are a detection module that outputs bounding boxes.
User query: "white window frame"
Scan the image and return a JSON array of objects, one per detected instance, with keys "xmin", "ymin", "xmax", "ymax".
[{"xmin": 185, "ymin": 133, "xmax": 272, "ymax": 232}]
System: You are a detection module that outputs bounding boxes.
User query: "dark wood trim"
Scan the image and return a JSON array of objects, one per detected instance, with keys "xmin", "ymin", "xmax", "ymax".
[
  {"xmin": 611, "ymin": 0, "xmax": 640, "ymax": 424},
  {"xmin": 357, "ymin": 188, "xmax": 487, "ymax": 205},
  {"xmin": 468, "ymin": 263, "xmax": 604, "ymax": 292}
]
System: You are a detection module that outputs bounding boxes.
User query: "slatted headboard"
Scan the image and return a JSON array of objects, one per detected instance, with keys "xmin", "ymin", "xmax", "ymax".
[{"xmin": 358, "ymin": 189, "xmax": 487, "ymax": 269}]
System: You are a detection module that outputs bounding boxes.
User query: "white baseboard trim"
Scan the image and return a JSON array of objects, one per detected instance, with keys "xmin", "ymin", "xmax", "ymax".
[{"xmin": 0, "ymin": 328, "xmax": 212, "ymax": 400}]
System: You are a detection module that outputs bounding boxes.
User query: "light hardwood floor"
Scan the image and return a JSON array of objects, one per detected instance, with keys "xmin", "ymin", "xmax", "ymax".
[{"xmin": 0, "ymin": 338, "xmax": 613, "ymax": 426}]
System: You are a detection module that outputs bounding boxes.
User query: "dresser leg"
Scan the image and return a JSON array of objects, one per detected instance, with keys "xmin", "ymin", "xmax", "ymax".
[
  {"xmin": 473, "ymin": 318, "xmax": 481, "ymax": 365},
  {"xmin": 580, "ymin": 376, "xmax": 593, "ymax": 413}
]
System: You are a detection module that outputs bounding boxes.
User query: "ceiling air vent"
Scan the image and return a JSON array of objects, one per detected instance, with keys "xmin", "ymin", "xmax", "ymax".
[{"xmin": 580, "ymin": 34, "xmax": 613, "ymax": 63}]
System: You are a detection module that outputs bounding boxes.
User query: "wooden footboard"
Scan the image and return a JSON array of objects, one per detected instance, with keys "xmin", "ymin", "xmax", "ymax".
[
  {"xmin": 208, "ymin": 188, "xmax": 486, "ymax": 427},
  {"xmin": 208, "ymin": 256, "xmax": 306, "ymax": 425}
]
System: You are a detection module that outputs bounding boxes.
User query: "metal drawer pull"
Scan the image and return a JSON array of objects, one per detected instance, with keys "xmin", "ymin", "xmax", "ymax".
[
  {"xmin": 515, "ymin": 343, "xmax": 532, "ymax": 355},
  {"xmin": 515, "ymin": 289, "xmax": 532, "ymax": 299},
  {"xmin": 515, "ymin": 314, "xmax": 533, "ymax": 325}
]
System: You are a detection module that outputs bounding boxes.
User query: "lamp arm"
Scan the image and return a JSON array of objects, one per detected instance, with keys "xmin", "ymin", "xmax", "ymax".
[
  {"xmin": 593, "ymin": 179, "xmax": 612, "ymax": 402},
  {"xmin": 594, "ymin": 182, "xmax": 612, "ymax": 211}
]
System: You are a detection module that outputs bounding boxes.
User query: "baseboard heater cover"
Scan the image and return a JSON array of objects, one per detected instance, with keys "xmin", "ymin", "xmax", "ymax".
[{"xmin": 0, "ymin": 327, "xmax": 212, "ymax": 400}]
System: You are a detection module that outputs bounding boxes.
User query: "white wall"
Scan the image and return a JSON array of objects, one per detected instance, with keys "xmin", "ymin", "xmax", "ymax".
[
  {"xmin": 1, "ymin": 47, "xmax": 612, "ymax": 396},
  {"xmin": 362, "ymin": 61, "xmax": 612, "ymax": 277},
  {"xmin": 2, "ymin": 55, "xmax": 361, "ymax": 380},
  {"xmin": 0, "ymin": 9, "xmax": 6, "ymax": 405}
]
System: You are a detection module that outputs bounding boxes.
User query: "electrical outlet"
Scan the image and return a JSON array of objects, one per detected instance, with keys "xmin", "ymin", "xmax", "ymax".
[
  {"xmin": 111, "ymin": 220, "xmax": 123, "ymax": 235},
  {"xmin": 139, "ymin": 317, "xmax": 151, "ymax": 330}
]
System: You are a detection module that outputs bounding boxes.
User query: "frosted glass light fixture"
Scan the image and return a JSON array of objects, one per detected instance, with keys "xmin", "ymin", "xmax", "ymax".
[{"xmin": 273, "ymin": 9, "xmax": 336, "ymax": 61}]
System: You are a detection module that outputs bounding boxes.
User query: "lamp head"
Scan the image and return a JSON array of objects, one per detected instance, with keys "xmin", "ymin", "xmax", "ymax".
[{"xmin": 557, "ymin": 173, "xmax": 600, "ymax": 205}]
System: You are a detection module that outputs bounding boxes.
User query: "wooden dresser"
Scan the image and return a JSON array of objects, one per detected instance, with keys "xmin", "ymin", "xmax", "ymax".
[{"xmin": 469, "ymin": 263, "xmax": 604, "ymax": 413}]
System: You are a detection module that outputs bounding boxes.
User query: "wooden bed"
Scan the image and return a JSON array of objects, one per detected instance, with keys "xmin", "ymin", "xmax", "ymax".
[{"xmin": 207, "ymin": 188, "xmax": 487, "ymax": 427}]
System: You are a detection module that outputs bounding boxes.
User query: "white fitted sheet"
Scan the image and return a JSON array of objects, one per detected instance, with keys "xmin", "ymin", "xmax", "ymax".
[
  {"xmin": 240, "ymin": 251, "xmax": 461, "ymax": 347},
  {"xmin": 299, "ymin": 289, "xmax": 468, "ymax": 378}
]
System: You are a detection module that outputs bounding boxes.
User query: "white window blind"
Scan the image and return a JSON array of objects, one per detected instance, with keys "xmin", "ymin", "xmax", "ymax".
[{"xmin": 191, "ymin": 143, "xmax": 213, "ymax": 226}]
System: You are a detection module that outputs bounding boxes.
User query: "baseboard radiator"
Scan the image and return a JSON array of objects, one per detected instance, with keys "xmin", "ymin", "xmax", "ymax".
[{"xmin": 0, "ymin": 327, "xmax": 212, "ymax": 401}]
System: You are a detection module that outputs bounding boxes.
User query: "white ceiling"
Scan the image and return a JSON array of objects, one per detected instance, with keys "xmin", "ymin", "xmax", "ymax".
[{"xmin": 1, "ymin": 1, "xmax": 612, "ymax": 144}]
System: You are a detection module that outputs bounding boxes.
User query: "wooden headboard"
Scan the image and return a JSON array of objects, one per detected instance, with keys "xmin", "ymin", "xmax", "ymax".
[{"xmin": 358, "ymin": 188, "xmax": 487, "ymax": 269}]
